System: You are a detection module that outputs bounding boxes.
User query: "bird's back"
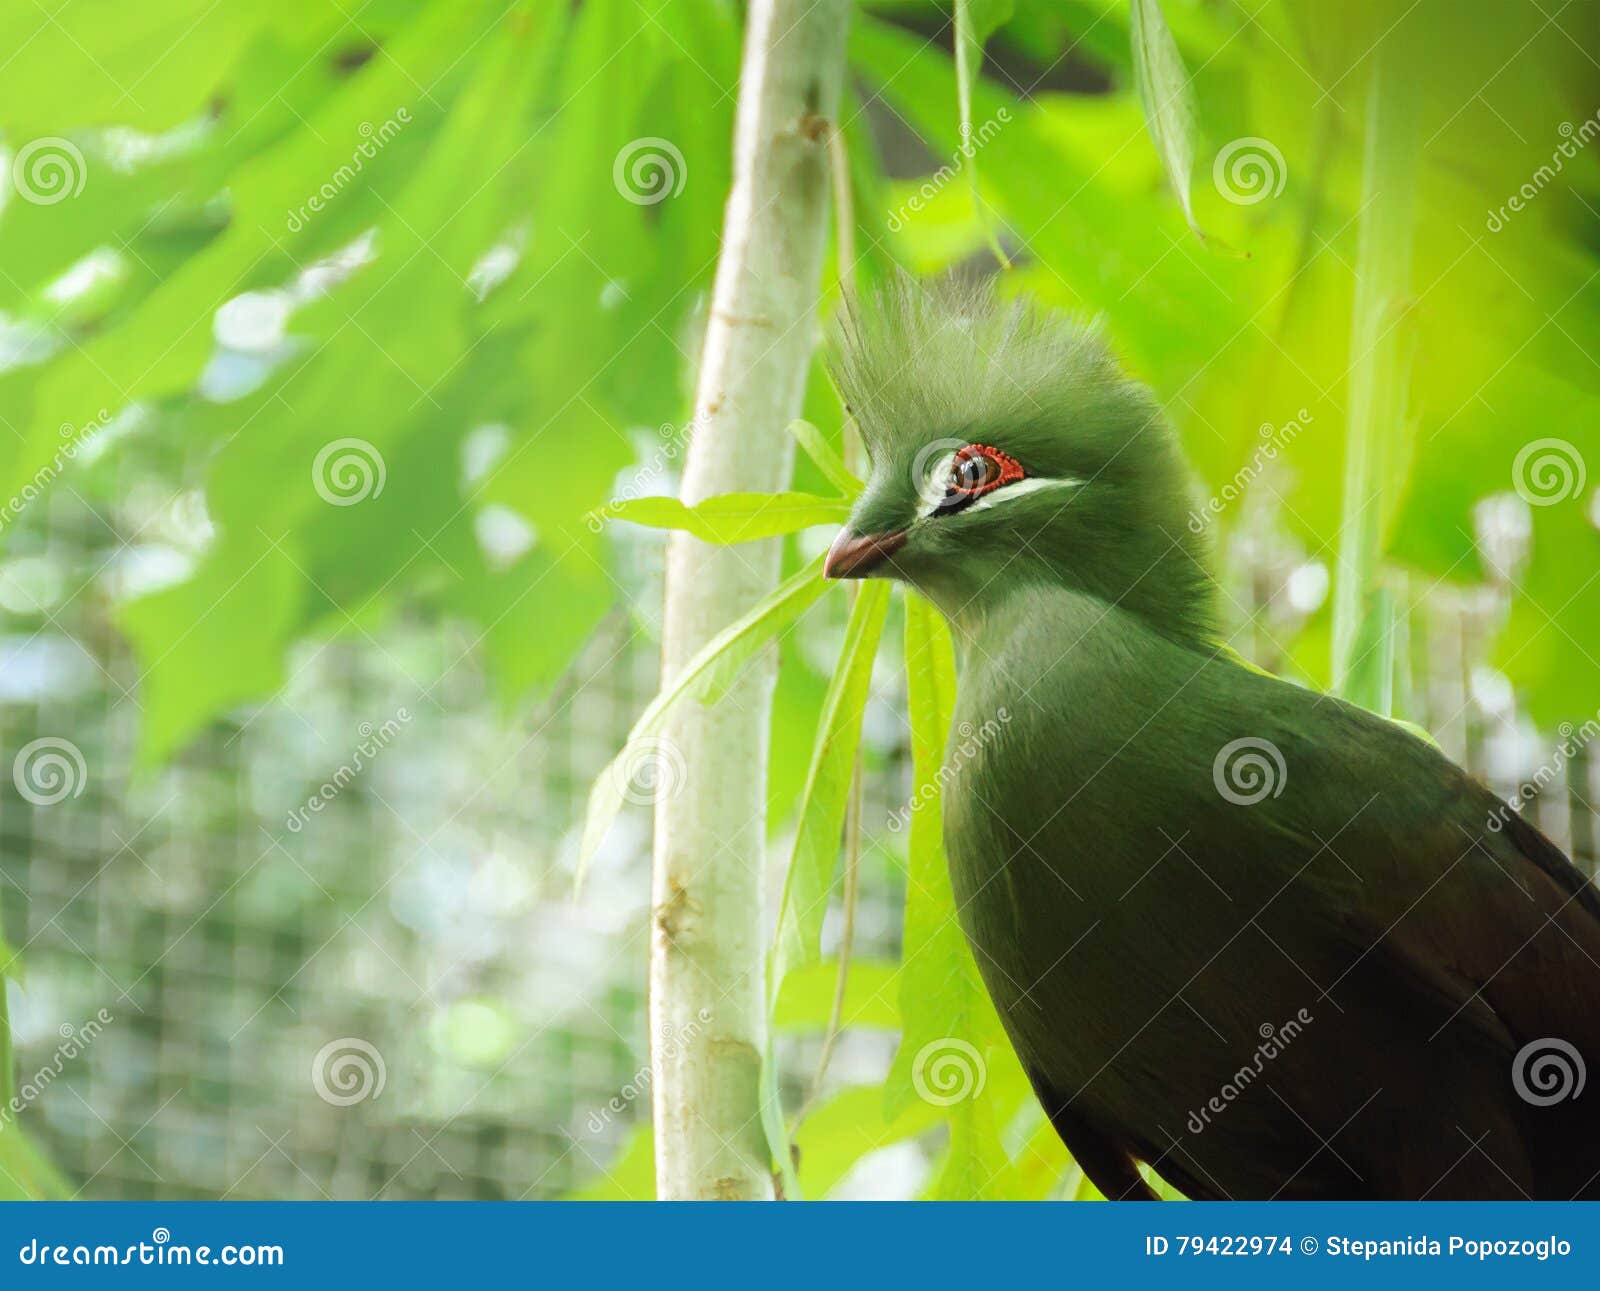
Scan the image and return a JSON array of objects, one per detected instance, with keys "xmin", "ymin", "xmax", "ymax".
[{"xmin": 943, "ymin": 583, "xmax": 1600, "ymax": 1200}]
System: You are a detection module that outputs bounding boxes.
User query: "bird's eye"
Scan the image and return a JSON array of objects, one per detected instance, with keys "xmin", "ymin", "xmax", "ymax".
[{"xmin": 935, "ymin": 444, "xmax": 1024, "ymax": 515}]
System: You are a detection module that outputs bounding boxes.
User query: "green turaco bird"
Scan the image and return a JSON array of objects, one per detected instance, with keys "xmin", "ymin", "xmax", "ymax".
[{"xmin": 824, "ymin": 278, "xmax": 1600, "ymax": 1201}]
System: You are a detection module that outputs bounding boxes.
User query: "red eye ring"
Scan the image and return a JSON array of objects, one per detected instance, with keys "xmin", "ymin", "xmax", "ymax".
[{"xmin": 948, "ymin": 443, "xmax": 1024, "ymax": 498}]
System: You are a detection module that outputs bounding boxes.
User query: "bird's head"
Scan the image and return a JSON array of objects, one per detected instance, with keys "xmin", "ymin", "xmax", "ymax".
[{"xmin": 825, "ymin": 277, "xmax": 1215, "ymax": 644}]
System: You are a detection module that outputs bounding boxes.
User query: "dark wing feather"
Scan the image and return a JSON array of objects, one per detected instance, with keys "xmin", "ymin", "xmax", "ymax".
[{"xmin": 1248, "ymin": 683, "xmax": 1600, "ymax": 1198}]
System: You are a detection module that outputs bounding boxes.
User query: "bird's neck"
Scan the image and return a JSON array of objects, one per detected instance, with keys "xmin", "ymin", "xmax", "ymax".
[{"xmin": 930, "ymin": 571, "xmax": 1214, "ymax": 664}]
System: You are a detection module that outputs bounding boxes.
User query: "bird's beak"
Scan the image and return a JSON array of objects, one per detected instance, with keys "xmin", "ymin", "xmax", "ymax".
[{"xmin": 824, "ymin": 527, "xmax": 907, "ymax": 579}]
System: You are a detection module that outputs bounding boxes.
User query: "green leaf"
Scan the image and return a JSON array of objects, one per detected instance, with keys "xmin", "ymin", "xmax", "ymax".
[
  {"xmin": 759, "ymin": 1030, "xmax": 799, "ymax": 1200},
  {"xmin": 0, "ymin": 933, "xmax": 20, "ymax": 985},
  {"xmin": 1129, "ymin": 0, "xmax": 1202, "ymax": 240},
  {"xmin": 927, "ymin": 1084, "xmax": 1014, "ymax": 1199},
  {"xmin": 1009, "ymin": 1114, "xmax": 1076, "ymax": 1200},
  {"xmin": 883, "ymin": 593, "xmax": 1045, "ymax": 1197},
  {"xmin": 787, "ymin": 419, "xmax": 862, "ymax": 498},
  {"xmin": 565, "ymin": 1126, "xmax": 655, "ymax": 1200},
  {"xmin": 118, "ymin": 533, "xmax": 305, "ymax": 765},
  {"xmin": 0, "ymin": 2, "xmax": 269, "ymax": 133},
  {"xmin": 575, "ymin": 555, "xmax": 829, "ymax": 887},
  {"xmin": 0, "ymin": 891, "xmax": 63, "ymax": 1201},
  {"xmin": 953, "ymin": 0, "xmax": 1015, "ymax": 266},
  {"xmin": 759, "ymin": 580, "xmax": 889, "ymax": 1199},
  {"xmin": 773, "ymin": 959, "xmax": 900, "ymax": 1033},
  {"xmin": 792, "ymin": 1083, "xmax": 944, "ymax": 1198},
  {"xmin": 598, "ymin": 492, "xmax": 851, "ymax": 544},
  {"xmin": 770, "ymin": 581, "xmax": 890, "ymax": 985},
  {"xmin": 1329, "ymin": 41, "xmax": 1419, "ymax": 717},
  {"xmin": 0, "ymin": 1126, "xmax": 71, "ymax": 1201},
  {"xmin": 885, "ymin": 594, "xmax": 996, "ymax": 1117}
]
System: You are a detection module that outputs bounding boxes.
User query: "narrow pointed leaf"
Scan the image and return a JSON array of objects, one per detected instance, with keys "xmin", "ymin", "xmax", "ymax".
[
  {"xmin": 787, "ymin": 419, "xmax": 862, "ymax": 496},
  {"xmin": 598, "ymin": 492, "xmax": 851, "ymax": 543},
  {"xmin": 792, "ymin": 1083, "xmax": 945, "ymax": 1199},
  {"xmin": 575, "ymin": 556, "xmax": 828, "ymax": 887},
  {"xmin": 0, "ymin": 1128, "xmax": 71, "ymax": 1200},
  {"xmin": 886, "ymin": 595, "xmax": 985, "ymax": 1114},
  {"xmin": 1129, "ymin": 0, "xmax": 1203, "ymax": 240},
  {"xmin": 953, "ymin": 0, "xmax": 1015, "ymax": 266},
  {"xmin": 761, "ymin": 579, "xmax": 888, "ymax": 1199},
  {"xmin": 773, "ymin": 959, "xmax": 900, "ymax": 1032},
  {"xmin": 770, "ymin": 579, "xmax": 890, "ymax": 985}
]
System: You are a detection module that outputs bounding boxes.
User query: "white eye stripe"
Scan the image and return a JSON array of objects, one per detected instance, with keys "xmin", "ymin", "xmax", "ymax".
[
  {"xmin": 918, "ymin": 473, "xmax": 1083, "ymax": 519},
  {"xmin": 916, "ymin": 449, "xmax": 961, "ymax": 514},
  {"xmin": 965, "ymin": 476, "xmax": 1083, "ymax": 512}
]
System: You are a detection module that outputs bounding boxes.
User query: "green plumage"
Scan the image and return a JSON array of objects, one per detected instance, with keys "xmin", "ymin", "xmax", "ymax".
[{"xmin": 827, "ymin": 278, "xmax": 1600, "ymax": 1200}]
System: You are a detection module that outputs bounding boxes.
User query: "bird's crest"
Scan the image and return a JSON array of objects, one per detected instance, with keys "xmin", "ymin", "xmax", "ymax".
[{"xmin": 828, "ymin": 274, "xmax": 1135, "ymax": 467}]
